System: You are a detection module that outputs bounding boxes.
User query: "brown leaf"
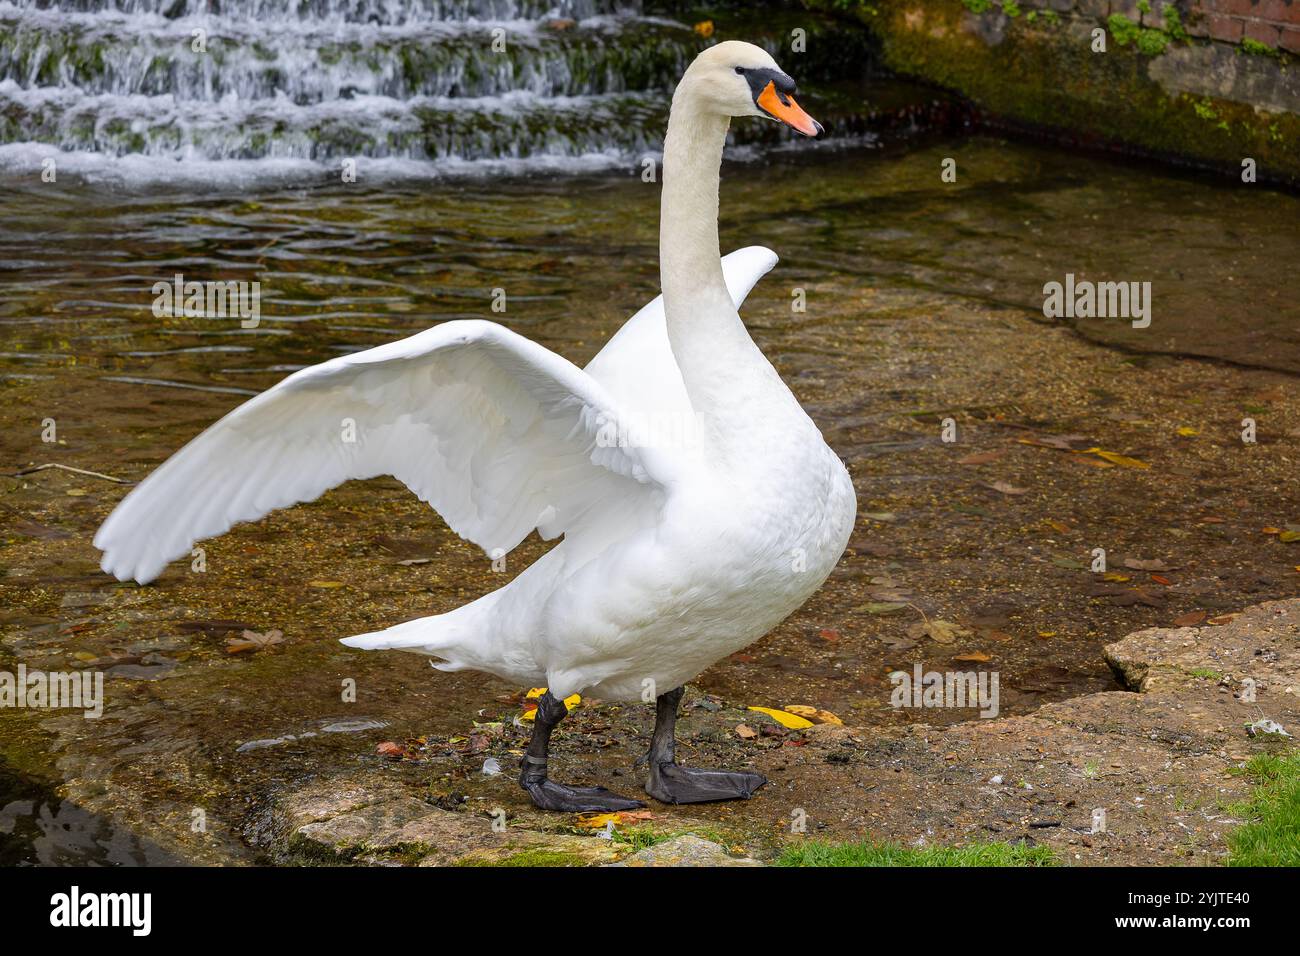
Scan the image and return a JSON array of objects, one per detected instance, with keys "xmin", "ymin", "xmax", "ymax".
[
  {"xmin": 376, "ymin": 741, "xmax": 404, "ymax": 757},
  {"xmin": 983, "ymin": 480, "xmax": 1028, "ymax": 495},
  {"xmin": 735, "ymin": 724, "xmax": 758, "ymax": 739},
  {"xmin": 907, "ymin": 619, "xmax": 971, "ymax": 644},
  {"xmin": 1123, "ymin": 558, "xmax": 1170, "ymax": 572},
  {"xmin": 1172, "ymin": 611, "xmax": 1206, "ymax": 627},
  {"xmin": 225, "ymin": 628, "xmax": 284, "ymax": 654},
  {"xmin": 958, "ymin": 450, "xmax": 1004, "ymax": 466},
  {"xmin": 952, "ymin": 652, "xmax": 992, "ymax": 663}
]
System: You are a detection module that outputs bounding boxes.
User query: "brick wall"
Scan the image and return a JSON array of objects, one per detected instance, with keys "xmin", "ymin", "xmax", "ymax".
[
  {"xmin": 1188, "ymin": 1, "xmax": 1300, "ymax": 51},
  {"xmin": 1023, "ymin": 1, "xmax": 1300, "ymax": 53}
]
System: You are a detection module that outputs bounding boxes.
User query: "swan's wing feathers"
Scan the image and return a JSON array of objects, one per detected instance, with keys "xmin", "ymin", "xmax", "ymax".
[{"xmin": 94, "ymin": 319, "xmax": 667, "ymax": 584}]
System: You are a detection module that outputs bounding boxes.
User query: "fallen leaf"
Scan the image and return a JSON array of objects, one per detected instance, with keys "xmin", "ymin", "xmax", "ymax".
[
  {"xmin": 952, "ymin": 652, "xmax": 992, "ymax": 663},
  {"xmin": 863, "ymin": 511, "xmax": 897, "ymax": 522},
  {"xmin": 1081, "ymin": 447, "xmax": 1151, "ymax": 469},
  {"xmin": 1175, "ymin": 427, "xmax": 1198, "ymax": 437},
  {"xmin": 1019, "ymin": 434, "xmax": 1090, "ymax": 450},
  {"xmin": 735, "ymin": 724, "xmax": 758, "ymax": 739},
  {"xmin": 783, "ymin": 705, "xmax": 843, "ymax": 726},
  {"xmin": 1124, "ymin": 558, "xmax": 1170, "ymax": 571},
  {"xmin": 1103, "ymin": 572, "xmax": 1131, "ymax": 582},
  {"xmin": 747, "ymin": 706, "xmax": 814, "ymax": 729},
  {"xmin": 1263, "ymin": 527, "xmax": 1281, "ymax": 535},
  {"xmin": 958, "ymin": 450, "xmax": 1004, "ymax": 465},
  {"xmin": 307, "ymin": 580, "xmax": 344, "ymax": 588},
  {"xmin": 376, "ymin": 741, "xmax": 404, "ymax": 758},
  {"xmin": 818, "ymin": 628, "xmax": 841, "ymax": 642},
  {"xmin": 1172, "ymin": 611, "xmax": 1206, "ymax": 627},
  {"xmin": 1280, "ymin": 530, "xmax": 1300, "ymax": 543},
  {"xmin": 982, "ymin": 629, "xmax": 1013, "ymax": 642},
  {"xmin": 1150, "ymin": 573, "xmax": 1172, "ymax": 586},
  {"xmin": 865, "ymin": 601, "xmax": 908, "ymax": 615},
  {"xmin": 225, "ymin": 629, "xmax": 284, "ymax": 654},
  {"xmin": 1208, "ymin": 613, "xmax": 1239, "ymax": 625},
  {"xmin": 1037, "ymin": 630, "xmax": 1056, "ymax": 638},
  {"xmin": 984, "ymin": 480, "xmax": 1028, "ymax": 495},
  {"xmin": 1045, "ymin": 519, "xmax": 1071, "ymax": 534},
  {"xmin": 906, "ymin": 619, "xmax": 971, "ymax": 645}
]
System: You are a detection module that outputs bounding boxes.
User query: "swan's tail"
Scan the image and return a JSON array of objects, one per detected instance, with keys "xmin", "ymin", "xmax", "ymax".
[{"xmin": 339, "ymin": 592, "xmax": 541, "ymax": 686}]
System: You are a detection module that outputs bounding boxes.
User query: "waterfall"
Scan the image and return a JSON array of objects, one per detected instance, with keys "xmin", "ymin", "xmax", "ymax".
[{"xmin": 0, "ymin": 0, "xmax": 721, "ymax": 185}]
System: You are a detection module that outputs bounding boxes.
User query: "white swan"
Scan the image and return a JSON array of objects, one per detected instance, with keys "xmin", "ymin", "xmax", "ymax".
[{"xmin": 94, "ymin": 41, "xmax": 856, "ymax": 810}]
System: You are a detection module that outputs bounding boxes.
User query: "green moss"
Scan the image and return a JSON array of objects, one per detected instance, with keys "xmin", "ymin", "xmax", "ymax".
[
  {"xmin": 962, "ymin": 0, "xmax": 994, "ymax": 13},
  {"xmin": 805, "ymin": 0, "xmax": 1300, "ymax": 183},
  {"xmin": 1135, "ymin": 28, "xmax": 1169, "ymax": 56},
  {"xmin": 1108, "ymin": 13, "xmax": 1141, "ymax": 46},
  {"xmin": 1001, "ymin": 1, "xmax": 1021, "ymax": 18},
  {"xmin": 1163, "ymin": 5, "xmax": 1189, "ymax": 42},
  {"xmin": 1188, "ymin": 668, "xmax": 1223, "ymax": 681},
  {"xmin": 1225, "ymin": 752, "xmax": 1300, "ymax": 866},
  {"xmin": 1240, "ymin": 38, "xmax": 1278, "ymax": 58},
  {"xmin": 457, "ymin": 848, "xmax": 593, "ymax": 867},
  {"xmin": 776, "ymin": 839, "xmax": 1058, "ymax": 867}
]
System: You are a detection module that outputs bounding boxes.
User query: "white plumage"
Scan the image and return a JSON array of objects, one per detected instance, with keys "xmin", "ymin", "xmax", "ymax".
[{"xmin": 95, "ymin": 41, "xmax": 856, "ymax": 708}]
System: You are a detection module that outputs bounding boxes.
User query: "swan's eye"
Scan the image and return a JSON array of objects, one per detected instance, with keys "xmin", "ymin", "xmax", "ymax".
[{"xmin": 734, "ymin": 67, "xmax": 746, "ymax": 75}]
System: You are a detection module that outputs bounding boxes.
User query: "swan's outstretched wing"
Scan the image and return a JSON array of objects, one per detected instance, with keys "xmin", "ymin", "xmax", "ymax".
[{"xmin": 94, "ymin": 319, "xmax": 675, "ymax": 584}]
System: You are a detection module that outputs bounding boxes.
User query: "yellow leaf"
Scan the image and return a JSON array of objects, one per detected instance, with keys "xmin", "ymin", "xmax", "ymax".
[
  {"xmin": 520, "ymin": 688, "xmax": 580, "ymax": 720},
  {"xmin": 1103, "ymin": 572, "xmax": 1131, "ymax": 582},
  {"xmin": 783, "ymin": 705, "xmax": 844, "ymax": 725},
  {"xmin": 1037, "ymin": 630, "xmax": 1056, "ymax": 638},
  {"xmin": 308, "ymin": 580, "xmax": 344, "ymax": 588},
  {"xmin": 1176, "ymin": 427, "xmax": 1198, "ymax": 437},
  {"xmin": 693, "ymin": 19, "xmax": 714, "ymax": 37},
  {"xmin": 1082, "ymin": 447, "xmax": 1151, "ymax": 470},
  {"xmin": 748, "ymin": 706, "xmax": 814, "ymax": 729},
  {"xmin": 575, "ymin": 812, "xmax": 620, "ymax": 829}
]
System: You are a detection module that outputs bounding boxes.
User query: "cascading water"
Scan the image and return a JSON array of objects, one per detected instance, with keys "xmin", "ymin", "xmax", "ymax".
[{"xmin": 0, "ymin": 0, "xmax": 740, "ymax": 185}]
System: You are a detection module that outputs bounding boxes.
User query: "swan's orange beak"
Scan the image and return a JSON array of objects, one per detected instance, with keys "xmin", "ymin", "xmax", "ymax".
[{"xmin": 756, "ymin": 81, "xmax": 822, "ymax": 138}]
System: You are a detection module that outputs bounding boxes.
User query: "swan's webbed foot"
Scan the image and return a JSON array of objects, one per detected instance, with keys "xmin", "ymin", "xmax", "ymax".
[
  {"xmin": 646, "ymin": 762, "xmax": 766, "ymax": 804},
  {"xmin": 524, "ymin": 778, "xmax": 646, "ymax": 813},
  {"xmin": 642, "ymin": 685, "xmax": 767, "ymax": 805},
  {"xmin": 518, "ymin": 690, "xmax": 645, "ymax": 814}
]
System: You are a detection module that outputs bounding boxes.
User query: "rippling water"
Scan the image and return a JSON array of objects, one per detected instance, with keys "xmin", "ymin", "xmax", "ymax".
[{"xmin": 1, "ymin": 134, "xmax": 1297, "ymax": 864}]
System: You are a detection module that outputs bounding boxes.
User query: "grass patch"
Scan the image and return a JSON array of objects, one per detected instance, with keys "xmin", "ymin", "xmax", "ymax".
[
  {"xmin": 1225, "ymin": 752, "xmax": 1300, "ymax": 866},
  {"xmin": 775, "ymin": 839, "xmax": 1058, "ymax": 867}
]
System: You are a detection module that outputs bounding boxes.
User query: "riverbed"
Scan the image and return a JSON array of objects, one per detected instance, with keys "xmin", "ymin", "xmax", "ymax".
[{"xmin": 2, "ymin": 136, "xmax": 1298, "ymax": 863}]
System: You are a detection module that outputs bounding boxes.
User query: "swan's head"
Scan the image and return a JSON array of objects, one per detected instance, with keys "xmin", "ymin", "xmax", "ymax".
[{"xmin": 675, "ymin": 40, "xmax": 822, "ymax": 137}]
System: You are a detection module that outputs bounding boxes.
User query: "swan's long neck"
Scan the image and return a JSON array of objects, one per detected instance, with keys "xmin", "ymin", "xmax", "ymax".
[{"xmin": 660, "ymin": 97, "xmax": 766, "ymax": 421}]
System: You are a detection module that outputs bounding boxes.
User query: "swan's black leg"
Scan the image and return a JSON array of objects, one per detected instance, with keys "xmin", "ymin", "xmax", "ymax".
[
  {"xmin": 519, "ymin": 691, "xmax": 645, "ymax": 813},
  {"xmin": 644, "ymin": 686, "xmax": 767, "ymax": 804}
]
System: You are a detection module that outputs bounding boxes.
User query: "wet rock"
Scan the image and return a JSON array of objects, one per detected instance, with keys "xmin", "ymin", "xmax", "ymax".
[
  {"xmin": 320, "ymin": 719, "xmax": 387, "ymax": 734},
  {"xmin": 236, "ymin": 732, "xmax": 317, "ymax": 753},
  {"xmin": 611, "ymin": 834, "xmax": 761, "ymax": 867},
  {"xmin": 105, "ymin": 662, "xmax": 178, "ymax": 680},
  {"xmin": 291, "ymin": 798, "xmax": 437, "ymax": 860}
]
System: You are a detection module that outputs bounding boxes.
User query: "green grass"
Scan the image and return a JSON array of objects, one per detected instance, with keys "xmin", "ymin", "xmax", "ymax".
[
  {"xmin": 1226, "ymin": 752, "xmax": 1300, "ymax": 866},
  {"xmin": 775, "ymin": 839, "xmax": 1058, "ymax": 867}
]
